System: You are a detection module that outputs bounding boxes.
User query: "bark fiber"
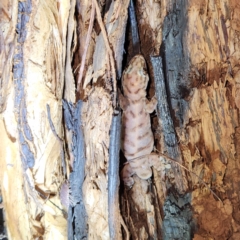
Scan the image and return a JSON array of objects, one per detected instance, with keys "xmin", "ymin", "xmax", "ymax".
[{"xmin": 0, "ymin": 0, "xmax": 240, "ymax": 239}]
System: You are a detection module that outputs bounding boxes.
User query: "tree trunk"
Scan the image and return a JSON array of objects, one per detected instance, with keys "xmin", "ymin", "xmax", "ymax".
[{"xmin": 1, "ymin": 0, "xmax": 240, "ymax": 239}]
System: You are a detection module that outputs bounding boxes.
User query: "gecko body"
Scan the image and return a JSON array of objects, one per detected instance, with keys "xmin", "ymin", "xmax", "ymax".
[{"xmin": 119, "ymin": 55, "xmax": 161, "ymax": 187}]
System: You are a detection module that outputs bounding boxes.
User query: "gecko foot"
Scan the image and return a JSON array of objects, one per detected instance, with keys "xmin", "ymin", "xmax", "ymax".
[{"xmin": 121, "ymin": 163, "xmax": 135, "ymax": 187}]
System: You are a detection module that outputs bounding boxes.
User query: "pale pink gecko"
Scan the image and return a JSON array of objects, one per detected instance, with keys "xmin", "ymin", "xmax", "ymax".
[{"xmin": 119, "ymin": 54, "xmax": 164, "ymax": 187}]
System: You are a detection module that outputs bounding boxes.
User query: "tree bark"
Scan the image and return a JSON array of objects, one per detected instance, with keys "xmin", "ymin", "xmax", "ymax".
[
  {"xmin": 0, "ymin": 0, "xmax": 68, "ymax": 238},
  {"xmin": 1, "ymin": 0, "xmax": 240, "ymax": 239}
]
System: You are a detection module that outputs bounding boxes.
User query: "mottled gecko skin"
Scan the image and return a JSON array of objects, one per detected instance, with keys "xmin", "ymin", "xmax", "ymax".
[{"xmin": 119, "ymin": 55, "xmax": 160, "ymax": 187}]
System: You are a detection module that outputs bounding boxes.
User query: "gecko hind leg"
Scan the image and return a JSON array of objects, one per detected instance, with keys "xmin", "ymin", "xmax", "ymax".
[
  {"xmin": 121, "ymin": 157, "xmax": 153, "ymax": 187},
  {"xmin": 121, "ymin": 163, "xmax": 135, "ymax": 187},
  {"xmin": 131, "ymin": 157, "xmax": 152, "ymax": 180},
  {"xmin": 147, "ymin": 153, "xmax": 171, "ymax": 172},
  {"xmin": 121, "ymin": 154, "xmax": 170, "ymax": 187}
]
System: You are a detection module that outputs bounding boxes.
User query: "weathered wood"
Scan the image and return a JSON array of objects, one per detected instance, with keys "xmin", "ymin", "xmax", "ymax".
[
  {"xmin": 1, "ymin": 0, "xmax": 240, "ymax": 239},
  {"xmin": 79, "ymin": 0, "xmax": 130, "ymax": 238},
  {"xmin": 158, "ymin": 0, "xmax": 239, "ymax": 239},
  {"xmin": 63, "ymin": 100, "xmax": 88, "ymax": 239},
  {"xmin": 0, "ymin": 0, "xmax": 69, "ymax": 238},
  {"xmin": 108, "ymin": 113, "xmax": 122, "ymax": 239},
  {"xmin": 151, "ymin": 55, "xmax": 188, "ymax": 194},
  {"xmin": 128, "ymin": 0, "xmax": 140, "ymax": 56}
]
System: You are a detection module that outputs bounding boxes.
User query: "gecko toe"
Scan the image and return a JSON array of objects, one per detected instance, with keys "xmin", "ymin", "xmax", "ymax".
[{"xmin": 123, "ymin": 177, "xmax": 134, "ymax": 188}]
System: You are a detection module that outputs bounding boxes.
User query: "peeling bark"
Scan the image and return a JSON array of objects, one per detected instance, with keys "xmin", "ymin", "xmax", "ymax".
[
  {"xmin": 108, "ymin": 113, "xmax": 122, "ymax": 239},
  {"xmin": 0, "ymin": 0, "xmax": 68, "ymax": 238},
  {"xmin": 1, "ymin": 0, "xmax": 240, "ymax": 239}
]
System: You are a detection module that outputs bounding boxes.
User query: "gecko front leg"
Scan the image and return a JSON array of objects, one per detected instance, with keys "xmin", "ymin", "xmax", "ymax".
[
  {"xmin": 118, "ymin": 88, "xmax": 129, "ymax": 111},
  {"xmin": 145, "ymin": 96, "xmax": 157, "ymax": 113}
]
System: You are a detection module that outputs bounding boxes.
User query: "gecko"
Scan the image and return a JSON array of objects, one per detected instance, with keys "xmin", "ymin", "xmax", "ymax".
[{"xmin": 119, "ymin": 54, "xmax": 165, "ymax": 187}]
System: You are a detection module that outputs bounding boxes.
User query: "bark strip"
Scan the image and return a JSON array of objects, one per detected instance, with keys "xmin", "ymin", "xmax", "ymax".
[
  {"xmin": 151, "ymin": 55, "xmax": 193, "ymax": 239},
  {"xmin": 150, "ymin": 56, "xmax": 187, "ymax": 194},
  {"xmin": 128, "ymin": 0, "xmax": 140, "ymax": 56},
  {"xmin": 14, "ymin": 0, "xmax": 34, "ymax": 169},
  {"xmin": 63, "ymin": 100, "xmax": 88, "ymax": 239},
  {"xmin": 108, "ymin": 113, "xmax": 122, "ymax": 239}
]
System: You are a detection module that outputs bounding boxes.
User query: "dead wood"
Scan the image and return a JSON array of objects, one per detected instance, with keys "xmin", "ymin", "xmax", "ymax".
[{"xmin": 1, "ymin": 0, "xmax": 240, "ymax": 239}]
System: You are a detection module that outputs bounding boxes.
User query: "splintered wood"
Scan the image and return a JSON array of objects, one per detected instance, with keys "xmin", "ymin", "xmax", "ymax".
[
  {"xmin": 82, "ymin": 87, "xmax": 113, "ymax": 239},
  {"xmin": 122, "ymin": 0, "xmax": 240, "ymax": 239},
  {"xmin": 0, "ymin": 0, "xmax": 68, "ymax": 239},
  {"xmin": 1, "ymin": 0, "xmax": 240, "ymax": 239},
  {"xmin": 77, "ymin": 0, "xmax": 130, "ymax": 239},
  {"xmin": 176, "ymin": 0, "xmax": 239, "ymax": 239}
]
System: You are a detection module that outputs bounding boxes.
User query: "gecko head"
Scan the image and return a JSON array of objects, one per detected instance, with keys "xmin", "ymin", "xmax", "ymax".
[{"xmin": 122, "ymin": 55, "xmax": 149, "ymax": 99}]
